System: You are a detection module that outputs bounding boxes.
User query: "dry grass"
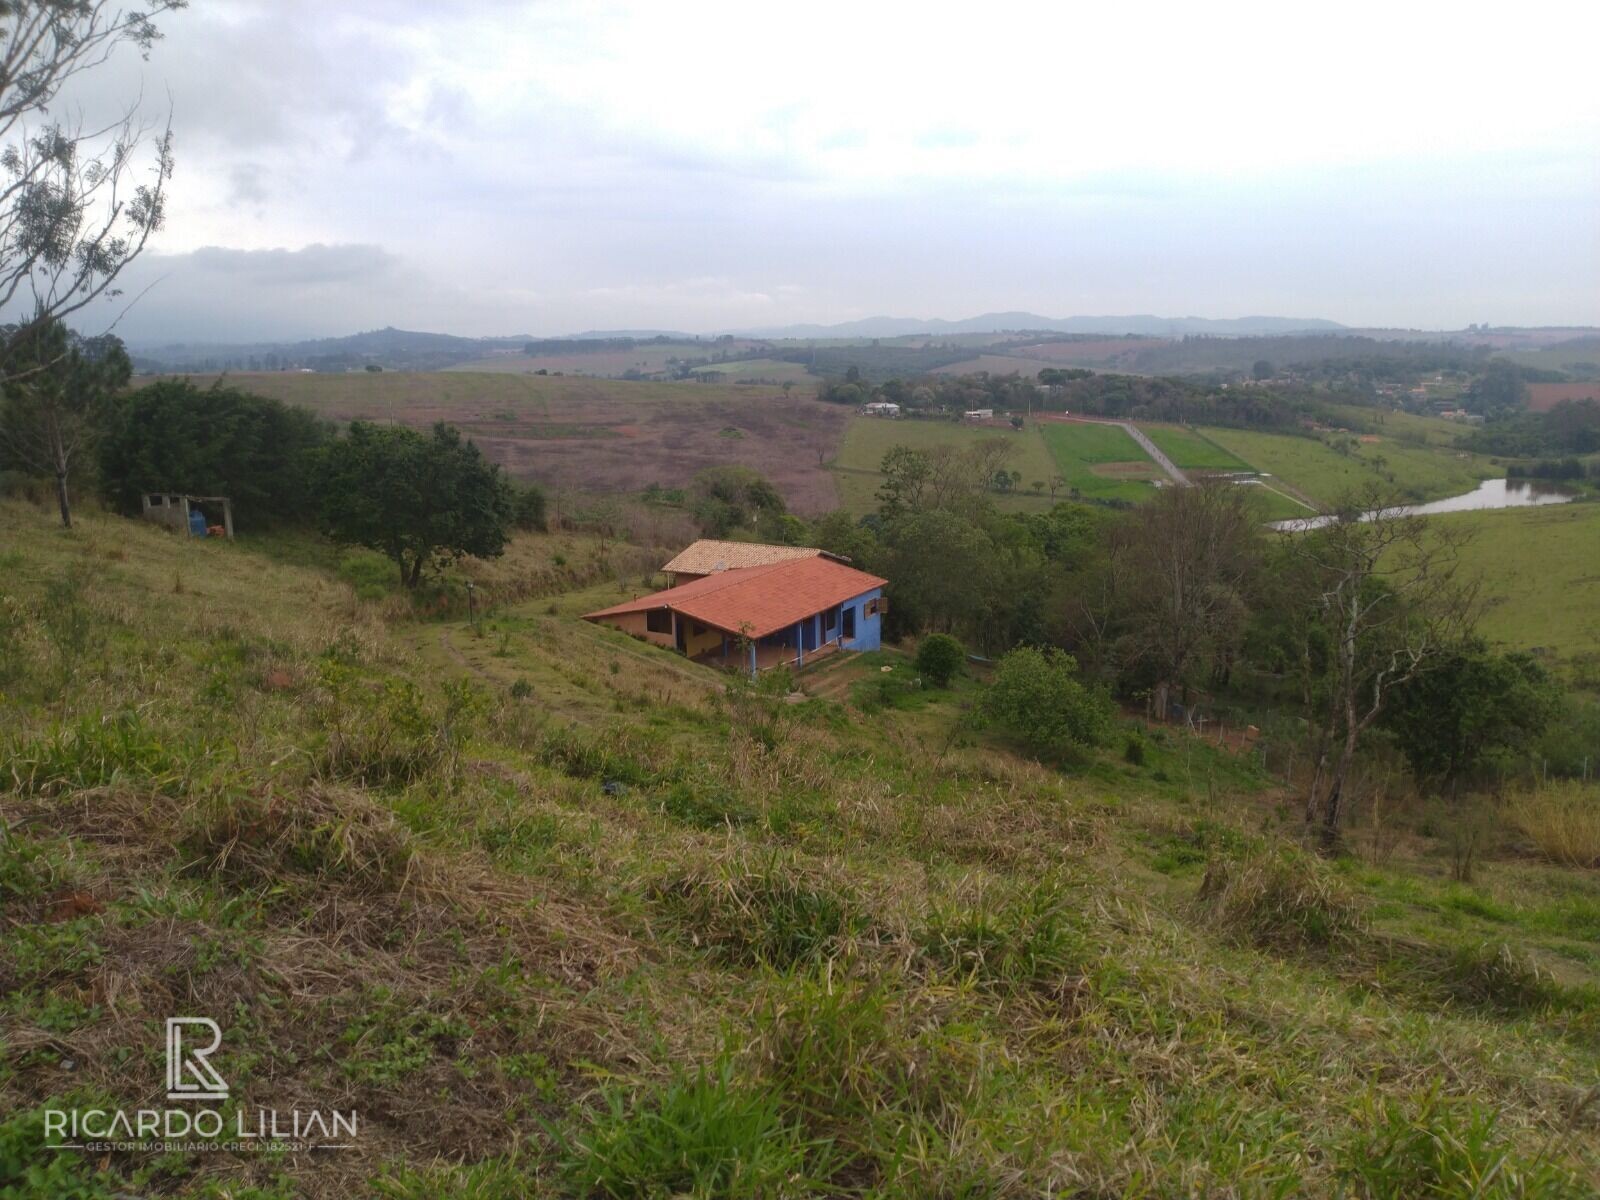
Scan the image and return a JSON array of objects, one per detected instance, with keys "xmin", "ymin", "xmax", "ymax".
[
  {"xmin": 1197, "ymin": 842, "xmax": 1368, "ymax": 950},
  {"xmin": 1506, "ymin": 781, "xmax": 1600, "ymax": 868}
]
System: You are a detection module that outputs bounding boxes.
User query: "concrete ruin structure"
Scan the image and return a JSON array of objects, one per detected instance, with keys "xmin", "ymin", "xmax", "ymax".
[{"xmin": 139, "ymin": 493, "xmax": 235, "ymax": 539}]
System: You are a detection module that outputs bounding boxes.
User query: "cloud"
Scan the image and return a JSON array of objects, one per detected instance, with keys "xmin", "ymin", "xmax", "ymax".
[
  {"xmin": 32, "ymin": 0, "xmax": 1600, "ymax": 337},
  {"xmin": 181, "ymin": 243, "xmax": 401, "ymax": 287}
]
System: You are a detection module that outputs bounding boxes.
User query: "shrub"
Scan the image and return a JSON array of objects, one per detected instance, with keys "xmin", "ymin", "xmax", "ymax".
[
  {"xmin": 1197, "ymin": 844, "xmax": 1366, "ymax": 951},
  {"xmin": 511, "ymin": 483, "xmax": 547, "ymax": 531},
  {"xmin": 39, "ymin": 566, "xmax": 96, "ymax": 686},
  {"xmin": 1123, "ymin": 732, "xmax": 1146, "ymax": 766},
  {"xmin": 559, "ymin": 1060, "xmax": 823, "ymax": 1199},
  {"xmin": 312, "ymin": 664, "xmax": 484, "ymax": 786},
  {"xmin": 1505, "ymin": 782, "xmax": 1600, "ymax": 868},
  {"xmin": 0, "ymin": 593, "xmax": 27, "ymax": 687},
  {"xmin": 976, "ymin": 646, "xmax": 1112, "ymax": 759},
  {"xmin": 4, "ymin": 712, "xmax": 191, "ymax": 796},
  {"xmin": 337, "ymin": 549, "xmax": 399, "ymax": 600},
  {"xmin": 913, "ymin": 634, "xmax": 963, "ymax": 688},
  {"xmin": 1335, "ymin": 1090, "xmax": 1587, "ymax": 1199}
]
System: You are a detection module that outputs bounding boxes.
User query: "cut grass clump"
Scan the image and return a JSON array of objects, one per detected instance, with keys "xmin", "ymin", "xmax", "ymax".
[
  {"xmin": 181, "ymin": 783, "xmax": 418, "ymax": 894},
  {"xmin": 652, "ymin": 851, "xmax": 865, "ymax": 968},
  {"xmin": 559, "ymin": 1058, "xmax": 826, "ymax": 1199},
  {"xmin": 1506, "ymin": 781, "xmax": 1600, "ymax": 868},
  {"xmin": 1197, "ymin": 843, "xmax": 1366, "ymax": 951},
  {"xmin": 916, "ymin": 880, "xmax": 1089, "ymax": 993},
  {"xmin": 1432, "ymin": 941, "xmax": 1565, "ymax": 1014}
]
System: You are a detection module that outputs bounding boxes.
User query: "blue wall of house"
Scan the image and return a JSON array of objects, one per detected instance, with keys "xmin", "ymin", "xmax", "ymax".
[
  {"xmin": 739, "ymin": 586, "xmax": 886, "ymax": 674},
  {"xmin": 837, "ymin": 586, "xmax": 882, "ymax": 652}
]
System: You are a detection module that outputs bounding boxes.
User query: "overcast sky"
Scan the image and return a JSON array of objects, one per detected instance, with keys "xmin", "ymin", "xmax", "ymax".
[{"xmin": 52, "ymin": 0, "xmax": 1600, "ymax": 343}]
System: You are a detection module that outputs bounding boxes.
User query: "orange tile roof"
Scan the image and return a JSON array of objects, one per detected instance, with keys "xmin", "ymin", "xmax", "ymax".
[
  {"xmin": 660, "ymin": 539, "xmax": 826, "ymax": 575},
  {"xmin": 584, "ymin": 557, "xmax": 886, "ymax": 640}
]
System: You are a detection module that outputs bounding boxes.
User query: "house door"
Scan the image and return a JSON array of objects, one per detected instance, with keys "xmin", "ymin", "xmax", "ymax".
[{"xmin": 842, "ymin": 605, "xmax": 856, "ymax": 640}]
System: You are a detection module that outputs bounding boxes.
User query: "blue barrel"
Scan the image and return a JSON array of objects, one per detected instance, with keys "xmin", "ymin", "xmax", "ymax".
[{"xmin": 188, "ymin": 507, "xmax": 207, "ymax": 537}]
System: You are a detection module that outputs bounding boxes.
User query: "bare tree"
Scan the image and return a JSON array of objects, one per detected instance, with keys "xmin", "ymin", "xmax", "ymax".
[
  {"xmin": 0, "ymin": 1, "xmax": 182, "ymax": 385},
  {"xmin": 1287, "ymin": 487, "xmax": 1480, "ymax": 850}
]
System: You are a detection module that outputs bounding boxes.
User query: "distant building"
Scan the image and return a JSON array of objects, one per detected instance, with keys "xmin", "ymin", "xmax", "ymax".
[
  {"xmin": 862, "ymin": 401, "xmax": 900, "ymax": 417},
  {"xmin": 584, "ymin": 556, "xmax": 887, "ymax": 676},
  {"xmin": 963, "ymin": 408, "xmax": 994, "ymax": 422}
]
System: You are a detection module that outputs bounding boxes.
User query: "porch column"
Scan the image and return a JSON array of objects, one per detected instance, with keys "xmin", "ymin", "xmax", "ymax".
[
  {"xmin": 747, "ymin": 641, "xmax": 757, "ymax": 677},
  {"xmin": 794, "ymin": 620, "xmax": 804, "ymax": 666}
]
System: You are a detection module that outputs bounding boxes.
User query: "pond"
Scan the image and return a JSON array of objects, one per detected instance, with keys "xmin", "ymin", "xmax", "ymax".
[{"xmin": 1269, "ymin": 478, "xmax": 1578, "ymax": 532}]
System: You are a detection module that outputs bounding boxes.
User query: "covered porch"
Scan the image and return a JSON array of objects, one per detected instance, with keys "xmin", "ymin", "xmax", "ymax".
[{"xmin": 691, "ymin": 633, "xmax": 846, "ymax": 674}]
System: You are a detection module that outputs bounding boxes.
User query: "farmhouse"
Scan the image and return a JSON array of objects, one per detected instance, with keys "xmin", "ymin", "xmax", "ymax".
[
  {"xmin": 963, "ymin": 408, "xmax": 994, "ymax": 422},
  {"xmin": 659, "ymin": 539, "xmax": 838, "ymax": 586},
  {"xmin": 583, "ymin": 556, "xmax": 886, "ymax": 675},
  {"xmin": 862, "ymin": 401, "xmax": 901, "ymax": 417}
]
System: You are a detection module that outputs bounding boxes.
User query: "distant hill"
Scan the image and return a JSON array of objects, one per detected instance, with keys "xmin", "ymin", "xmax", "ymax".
[
  {"xmin": 129, "ymin": 326, "xmax": 534, "ymax": 374},
  {"xmin": 729, "ymin": 313, "xmax": 1348, "ymax": 339}
]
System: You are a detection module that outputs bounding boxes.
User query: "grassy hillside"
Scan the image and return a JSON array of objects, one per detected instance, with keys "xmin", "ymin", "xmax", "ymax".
[
  {"xmin": 1439, "ymin": 504, "xmax": 1600, "ymax": 658},
  {"xmin": 1204, "ymin": 426, "xmax": 1499, "ymax": 508},
  {"xmin": 1038, "ymin": 421, "xmax": 1163, "ymax": 504},
  {"xmin": 1139, "ymin": 423, "xmax": 1251, "ymax": 471},
  {"xmin": 154, "ymin": 371, "xmax": 847, "ymax": 514},
  {"xmin": 832, "ymin": 416, "xmax": 1058, "ymax": 515},
  {"xmin": 4, "ymin": 500, "xmax": 1600, "ymax": 1196}
]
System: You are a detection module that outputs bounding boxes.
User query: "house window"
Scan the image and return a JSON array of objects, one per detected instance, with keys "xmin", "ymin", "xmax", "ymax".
[
  {"xmin": 646, "ymin": 609, "xmax": 672, "ymax": 634},
  {"xmin": 842, "ymin": 605, "xmax": 856, "ymax": 639},
  {"xmin": 823, "ymin": 607, "xmax": 838, "ymax": 635}
]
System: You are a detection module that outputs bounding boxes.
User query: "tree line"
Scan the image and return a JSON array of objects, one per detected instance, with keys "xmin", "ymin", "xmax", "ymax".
[
  {"xmin": 1, "ymin": 334, "xmax": 546, "ymax": 588},
  {"xmin": 785, "ymin": 439, "xmax": 1578, "ymax": 851}
]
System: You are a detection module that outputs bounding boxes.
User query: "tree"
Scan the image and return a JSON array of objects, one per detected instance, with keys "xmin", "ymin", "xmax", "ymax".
[
  {"xmin": 880, "ymin": 509, "xmax": 993, "ymax": 637},
  {"xmin": 808, "ymin": 509, "xmax": 879, "ymax": 569},
  {"xmin": 1287, "ymin": 488, "xmax": 1481, "ymax": 849},
  {"xmin": 96, "ymin": 378, "xmax": 329, "ymax": 527},
  {"xmin": 0, "ymin": 318, "xmax": 128, "ymax": 525},
  {"xmin": 1463, "ymin": 361, "xmax": 1528, "ymax": 417},
  {"xmin": 915, "ymin": 633, "xmax": 963, "ymax": 687},
  {"xmin": 1382, "ymin": 641, "xmax": 1559, "ymax": 800},
  {"xmin": 978, "ymin": 646, "xmax": 1112, "ymax": 760},
  {"xmin": 0, "ymin": 2, "xmax": 182, "ymax": 386},
  {"xmin": 315, "ymin": 421, "xmax": 513, "ymax": 587},
  {"xmin": 875, "ymin": 445, "xmax": 931, "ymax": 521},
  {"xmin": 1115, "ymin": 480, "xmax": 1261, "ymax": 718},
  {"xmin": 688, "ymin": 465, "xmax": 788, "ymax": 539},
  {"xmin": 1251, "ymin": 359, "xmax": 1274, "ymax": 381},
  {"xmin": 511, "ymin": 482, "xmax": 547, "ymax": 531}
]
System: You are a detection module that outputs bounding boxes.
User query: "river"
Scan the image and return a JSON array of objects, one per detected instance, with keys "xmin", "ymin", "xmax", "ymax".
[{"xmin": 1269, "ymin": 478, "xmax": 1579, "ymax": 532}]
